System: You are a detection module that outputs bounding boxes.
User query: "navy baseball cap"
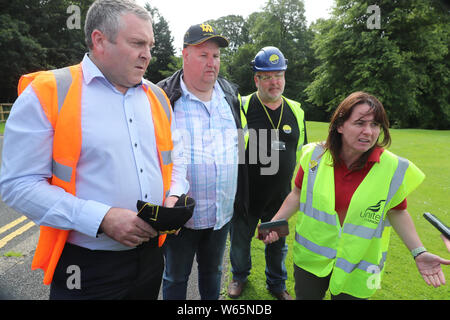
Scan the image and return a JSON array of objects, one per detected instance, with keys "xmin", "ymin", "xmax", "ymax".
[{"xmin": 183, "ymin": 23, "xmax": 229, "ymax": 48}]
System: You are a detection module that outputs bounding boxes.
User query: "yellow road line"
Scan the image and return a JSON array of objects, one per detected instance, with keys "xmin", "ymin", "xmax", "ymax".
[
  {"xmin": 0, "ymin": 221, "xmax": 36, "ymax": 249},
  {"xmin": 0, "ymin": 216, "xmax": 27, "ymax": 235}
]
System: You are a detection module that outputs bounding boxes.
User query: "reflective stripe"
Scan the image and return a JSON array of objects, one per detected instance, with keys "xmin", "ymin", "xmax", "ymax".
[
  {"xmin": 295, "ymin": 232, "xmax": 337, "ymax": 259},
  {"xmin": 304, "ymin": 145, "xmax": 324, "ymax": 218},
  {"xmin": 147, "ymin": 82, "xmax": 171, "ymax": 122},
  {"xmin": 337, "ymin": 155, "xmax": 408, "ymax": 240},
  {"xmin": 385, "ymin": 156, "xmax": 409, "ymax": 206},
  {"xmin": 373, "ymin": 156, "xmax": 409, "ymax": 238},
  {"xmin": 52, "ymin": 159, "xmax": 72, "ymax": 183},
  {"xmin": 161, "ymin": 150, "xmax": 172, "ymax": 165},
  {"xmin": 51, "ymin": 68, "xmax": 72, "ymax": 112},
  {"xmin": 301, "ymin": 144, "xmax": 337, "ymax": 226},
  {"xmin": 335, "ymin": 251, "xmax": 388, "ymax": 274},
  {"xmin": 343, "ymin": 223, "xmax": 376, "ymax": 240},
  {"xmin": 241, "ymin": 96, "xmax": 248, "ymax": 115},
  {"xmin": 242, "ymin": 124, "xmax": 248, "ymax": 136},
  {"xmin": 299, "ymin": 146, "xmax": 409, "ymax": 269},
  {"xmin": 299, "ymin": 202, "xmax": 337, "ymax": 226}
]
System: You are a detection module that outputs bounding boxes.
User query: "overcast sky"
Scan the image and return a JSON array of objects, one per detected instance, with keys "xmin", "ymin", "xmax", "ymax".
[{"xmin": 138, "ymin": 0, "xmax": 334, "ymax": 53}]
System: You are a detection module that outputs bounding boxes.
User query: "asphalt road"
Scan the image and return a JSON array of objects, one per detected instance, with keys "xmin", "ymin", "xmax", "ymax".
[{"xmin": 0, "ymin": 136, "xmax": 229, "ymax": 300}]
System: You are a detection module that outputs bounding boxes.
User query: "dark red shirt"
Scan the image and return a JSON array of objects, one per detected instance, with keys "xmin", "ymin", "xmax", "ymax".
[{"xmin": 295, "ymin": 147, "xmax": 407, "ymax": 225}]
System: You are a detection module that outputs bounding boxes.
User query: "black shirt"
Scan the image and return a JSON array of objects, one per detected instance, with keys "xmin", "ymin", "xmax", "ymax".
[{"xmin": 245, "ymin": 94, "xmax": 305, "ymax": 218}]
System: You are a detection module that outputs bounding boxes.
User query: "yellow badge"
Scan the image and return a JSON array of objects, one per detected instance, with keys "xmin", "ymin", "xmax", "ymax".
[
  {"xmin": 309, "ymin": 160, "xmax": 318, "ymax": 171},
  {"xmin": 282, "ymin": 124, "xmax": 292, "ymax": 134},
  {"xmin": 269, "ymin": 54, "xmax": 280, "ymax": 64}
]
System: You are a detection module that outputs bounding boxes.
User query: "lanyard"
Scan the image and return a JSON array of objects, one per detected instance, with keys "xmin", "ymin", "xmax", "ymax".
[{"xmin": 256, "ymin": 93, "xmax": 284, "ymax": 133}]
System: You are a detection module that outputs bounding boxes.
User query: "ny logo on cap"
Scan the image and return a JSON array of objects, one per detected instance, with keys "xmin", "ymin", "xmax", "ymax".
[{"xmin": 200, "ymin": 23, "xmax": 214, "ymax": 33}]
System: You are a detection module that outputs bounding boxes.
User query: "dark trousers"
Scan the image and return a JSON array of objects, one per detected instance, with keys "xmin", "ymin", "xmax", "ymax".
[
  {"xmin": 293, "ymin": 264, "xmax": 366, "ymax": 300},
  {"xmin": 162, "ymin": 223, "xmax": 231, "ymax": 300},
  {"xmin": 50, "ymin": 241, "xmax": 164, "ymax": 300}
]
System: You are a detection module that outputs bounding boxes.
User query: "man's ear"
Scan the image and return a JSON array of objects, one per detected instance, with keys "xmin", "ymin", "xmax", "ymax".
[{"xmin": 91, "ymin": 29, "xmax": 107, "ymax": 54}]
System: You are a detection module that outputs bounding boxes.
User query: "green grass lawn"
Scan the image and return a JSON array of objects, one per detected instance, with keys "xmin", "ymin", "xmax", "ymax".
[{"xmin": 226, "ymin": 121, "xmax": 450, "ymax": 300}]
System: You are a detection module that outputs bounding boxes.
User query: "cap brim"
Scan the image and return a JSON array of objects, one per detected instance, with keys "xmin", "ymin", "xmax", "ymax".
[{"xmin": 184, "ymin": 35, "xmax": 229, "ymax": 48}]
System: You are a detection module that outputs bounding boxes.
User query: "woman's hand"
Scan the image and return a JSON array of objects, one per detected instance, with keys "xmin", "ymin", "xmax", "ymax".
[
  {"xmin": 262, "ymin": 230, "xmax": 280, "ymax": 245},
  {"xmin": 415, "ymin": 252, "xmax": 450, "ymax": 287}
]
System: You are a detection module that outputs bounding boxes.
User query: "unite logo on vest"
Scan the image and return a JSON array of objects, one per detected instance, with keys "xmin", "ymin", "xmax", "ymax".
[{"xmin": 359, "ymin": 199, "xmax": 386, "ymax": 225}]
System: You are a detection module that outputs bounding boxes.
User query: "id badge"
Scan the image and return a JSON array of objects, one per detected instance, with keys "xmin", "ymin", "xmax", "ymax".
[{"xmin": 271, "ymin": 140, "xmax": 286, "ymax": 151}]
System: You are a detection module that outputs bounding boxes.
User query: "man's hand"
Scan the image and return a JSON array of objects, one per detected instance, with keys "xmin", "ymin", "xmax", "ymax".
[
  {"xmin": 164, "ymin": 195, "xmax": 179, "ymax": 208},
  {"xmin": 100, "ymin": 207, "xmax": 158, "ymax": 247}
]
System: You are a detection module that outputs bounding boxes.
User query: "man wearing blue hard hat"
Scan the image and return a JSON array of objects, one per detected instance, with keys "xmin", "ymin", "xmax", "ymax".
[{"xmin": 228, "ymin": 46, "xmax": 307, "ymax": 300}]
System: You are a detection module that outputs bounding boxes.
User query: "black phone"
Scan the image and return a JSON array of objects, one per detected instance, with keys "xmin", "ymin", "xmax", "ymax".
[
  {"xmin": 257, "ymin": 220, "xmax": 289, "ymax": 240},
  {"xmin": 423, "ymin": 212, "xmax": 450, "ymax": 240}
]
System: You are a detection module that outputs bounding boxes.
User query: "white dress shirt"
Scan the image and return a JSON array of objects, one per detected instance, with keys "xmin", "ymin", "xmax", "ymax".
[{"xmin": 0, "ymin": 54, "xmax": 189, "ymax": 250}]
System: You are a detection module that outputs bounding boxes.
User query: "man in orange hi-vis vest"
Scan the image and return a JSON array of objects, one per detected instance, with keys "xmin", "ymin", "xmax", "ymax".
[{"xmin": 0, "ymin": 0, "xmax": 188, "ymax": 300}]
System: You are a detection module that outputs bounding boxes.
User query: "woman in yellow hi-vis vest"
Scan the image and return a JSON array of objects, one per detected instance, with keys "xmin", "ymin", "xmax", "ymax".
[{"xmin": 262, "ymin": 92, "xmax": 450, "ymax": 299}]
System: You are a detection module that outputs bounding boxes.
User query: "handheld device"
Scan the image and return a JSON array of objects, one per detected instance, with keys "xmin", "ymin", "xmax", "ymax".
[
  {"xmin": 423, "ymin": 212, "xmax": 450, "ymax": 240},
  {"xmin": 257, "ymin": 220, "xmax": 289, "ymax": 240}
]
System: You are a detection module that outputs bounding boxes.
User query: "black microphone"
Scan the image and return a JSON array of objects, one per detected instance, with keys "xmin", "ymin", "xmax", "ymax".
[{"xmin": 423, "ymin": 212, "xmax": 450, "ymax": 240}]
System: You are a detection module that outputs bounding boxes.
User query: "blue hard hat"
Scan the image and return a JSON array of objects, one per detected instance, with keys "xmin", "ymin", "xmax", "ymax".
[{"xmin": 251, "ymin": 46, "xmax": 288, "ymax": 72}]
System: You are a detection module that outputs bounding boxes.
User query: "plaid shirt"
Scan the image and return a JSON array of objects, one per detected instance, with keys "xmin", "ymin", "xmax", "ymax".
[{"xmin": 172, "ymin": 78, "xmax": 238, "ymax": 230}]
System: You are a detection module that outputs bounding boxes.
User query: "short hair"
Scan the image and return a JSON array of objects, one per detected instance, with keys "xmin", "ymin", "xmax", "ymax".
[
  {"xmin": 84, "ymin": 0, "xmax": 152, "ymax": 49},
  {"xmin": 324, "ymin": 91, "xmax": 391, "ymax": 170}
]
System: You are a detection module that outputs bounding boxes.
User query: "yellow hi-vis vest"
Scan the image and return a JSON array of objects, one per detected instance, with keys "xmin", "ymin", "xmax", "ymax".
[
  {"xmin": 241, "ymin": 93, "xmax": 305, "ymax": 163},
  {"xmin": 18, "ymin": 64, "xmax": 173, "ymax": 285},
  {"xmin": 293, "ymin": 143, "xmax": 425, "ymax": 298}
]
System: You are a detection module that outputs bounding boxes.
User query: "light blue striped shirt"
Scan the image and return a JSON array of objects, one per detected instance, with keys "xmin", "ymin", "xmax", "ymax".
[
  {"xmin": 172, "ymin": 77, "xmax": 238, "ymax": 230},
  {"xmin": 0, "ymin": 54, "xmax": 189, "ymax": 250}
]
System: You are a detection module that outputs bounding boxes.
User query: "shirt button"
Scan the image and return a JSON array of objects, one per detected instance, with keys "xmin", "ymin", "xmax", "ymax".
[
  {"xmin": 129, "ymin": 118, "xmax": 133, "ymax": 123},
  {"xmin": 134, "ymin": 143, "xmax": 138, "ymax": 148},
  {"xmin": 140, "ymin": 168, "xmax": 143, "ymax": 173},
  {"xmin": 144, "ymin": 194, "xmax": 148, "ymax": 199}
]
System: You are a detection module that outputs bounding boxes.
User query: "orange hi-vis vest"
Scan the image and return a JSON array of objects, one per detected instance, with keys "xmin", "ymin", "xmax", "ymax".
[{"xmin": 18, "ymin": 64, "xmax": 174, "ymax": 285}]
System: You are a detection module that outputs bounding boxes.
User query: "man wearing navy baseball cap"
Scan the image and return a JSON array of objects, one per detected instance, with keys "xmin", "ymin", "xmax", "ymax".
[
  {"xmin": 183, "ymin": 23, "xmax": 229, "ymax": 48},
  {"xmin": 157, "ymin": 24, "xmax": 249, "ymax": 300}
]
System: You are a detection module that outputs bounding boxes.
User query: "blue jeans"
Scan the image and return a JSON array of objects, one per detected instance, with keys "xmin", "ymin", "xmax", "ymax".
[
  {"xmin": 229, "ymin": 212, "xmax": 288, "ymax": 293},
  {"xmin": 162, "ymin": 222, "xmax": 230, "ymax": 300}
]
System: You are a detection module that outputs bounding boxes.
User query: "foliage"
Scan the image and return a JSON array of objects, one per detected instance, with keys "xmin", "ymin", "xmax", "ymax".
[
  {"xmin": 0, "ymin": 0, "xmax": 91, "ymax": 102},
  {"xmin": 208, "ymin": 0, "xmax": 324, "ymax": 121},
  {"xmin": 144, "ymin": 3, "xmax": 176, "ymax": 83},
  {"xmin": 305, "ymin": 0, "xmax": 450, "ymax": 129},
  {"xmin": 1, "ymin": 0, "xmax": 448, "ymax": 128},
  {"xmin": 0, "ymin": 0, "xmax": 177, "ymax": 101}
]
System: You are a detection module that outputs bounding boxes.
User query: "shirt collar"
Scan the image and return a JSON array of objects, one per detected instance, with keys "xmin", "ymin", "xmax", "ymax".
[
  {"xmin": 179, "ymin": 75, "xmax": 223, "ymax": 102},
  {"xmin": 368, "ymin": 146, "xmax": 384, "ymax": 164},
  {"xmin": 81, "ymin": 53, "xmax": 144, "ymax": 90},
  {"xmin": 336, "ymin": 146, "xmax": 384, "ymax": 171},
  {"xmin": 81, "ymin": 53, "xmax": 106, "ymax": 85}
]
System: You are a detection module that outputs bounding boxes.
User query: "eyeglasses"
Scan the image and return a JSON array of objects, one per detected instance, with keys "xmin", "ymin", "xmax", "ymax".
[{"xmin": 256, "ymin": 73, "xmax": 285, "ymax": 81}]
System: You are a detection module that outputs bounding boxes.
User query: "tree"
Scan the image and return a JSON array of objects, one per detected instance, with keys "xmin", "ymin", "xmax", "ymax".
[
  {"xmin": 0, "ymin": 0, "xmax": 91, "ymax": 102},
  {"xmin": 306, "ymin": 0, "xmax": 450, "ymax": 129},
  {"xmin": 144, "ymin": 4, "xmax": 176, "ymax": 83},
  {"xmin": 207, "ymin": 0, "xmax": 318, "ymax": 113}
]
